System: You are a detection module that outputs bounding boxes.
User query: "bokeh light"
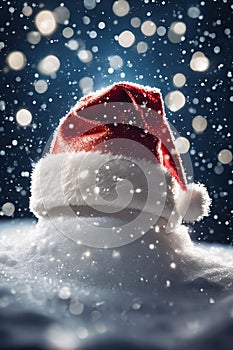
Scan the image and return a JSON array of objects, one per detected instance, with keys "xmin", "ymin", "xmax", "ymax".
[
  {"xmin": 16, "ymin": 109, "xmax": 32, "ymax": 126},
  {"xmin": 192, "ymin": 115, "xmax": 208, "ymax": 133},
  {"xmin": 118, "ymin": 30, "xmax": 135, "ymax": 48},
  {"xmin": 141, "ymin": 20, "xmax": 156, "ymax": 36},
  {"xmin": 165, "ymin": 91, "xmax": 186, "ymax": 112},
  {"xmin": 174, "ymin": 137, "xmax": 190, "ymax": 154},
  {"xmin": 35, "ymin": 10, "xmax": 57, "ymax": 36},
  {"xmin": 108, "ymin": 55, "xmax": 123, "ymax": 70},
  {"xmin": 27, "ymin": 31, "xmax": 41, "ymax": 45},
  {"xmin": 137, "ymin": 41, "xmax": 148, "ymax": 54},
  {"xmin": 38, "ymin": 55, "xmax": 60, "ymax": 75},
  {"xmin": 66, "ymin": 39, "xmax": 79, "ymax": 50},
  {"xmin": 172, "ymin": 22, "xmax": 186, "ymax": 35},
  {"xmin": 69, "ymin": 300, "xmax": 84, "ymax": 315},
  {"xmin": 78, "ymin": 50, "xmax": 93, "ymax": 63},
  {"xmin": 79, "ymin": 77, "xmax": 94, "ymax": 95},
  {"xmin": 62, "ymin": 27, "xmax": 74, "ymax": 38},
  {"xmin": 218, "ymin": 149, "xmax": 232, "ymax": 164},
  {"xmin": 53, "ymin": 6, "xmax": 70, "ymax": 24},
  {"xmin": 6, "ymin": 51, "xmax": 26, "ymax": 71},
  {"xmin": 168, "ymin": 21, "xmax": 186, "ymax": 43},
  {"xmin": 190, "ymin": 51, "xmax": 210, "ymax": 72},
  {"xmin": 157, "ymin": 26, "xmax": 166, "ymax": 36},
  {"xmin": 188, "ymin": 6, "xmax": 201, "ymax": 18},
  {"xmin": 83, "ymin": 0, "xmax": 96, "ymax": 10},
  {"xmin": 173, "ymin": 73, "xmax": 186, "ymax": 87},
  {"xmin": 112, "ymin": 0, "xmax": 130, "ymax": 17},
  {"xmin": 1, "ymin": 202, "xmax": 15, "ymax": 216},
  {"xmin": 98, "ymin": 21, "xmax": 106, "ymax": 30},
  {"xmin": 22, "ymin": 5, "xmax": 33, "ymax": 17},
  {"xmin": 34, "ymin": 80, "xmax": 48, "ymax": 94},
  {"xmin": 130, "ymin": 17, "xmax": 141, "ymax": 28}
]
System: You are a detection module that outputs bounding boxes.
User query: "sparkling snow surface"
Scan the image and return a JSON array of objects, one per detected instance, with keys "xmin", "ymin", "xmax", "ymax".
[{"xmin": 0, "ymin": 219, "xmax": 233, "ymax": 350}]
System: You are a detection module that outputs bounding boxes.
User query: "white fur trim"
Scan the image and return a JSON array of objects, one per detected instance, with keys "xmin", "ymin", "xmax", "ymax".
[
  {"xmin": 30, "ymin": 151, "xmax": 181, "ymax": 227},
  {"xmin": 176, "ymin": 183, "xmax": 212, "ymax": 223}
]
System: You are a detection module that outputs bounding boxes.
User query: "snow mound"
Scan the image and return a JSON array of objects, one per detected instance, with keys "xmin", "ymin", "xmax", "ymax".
[
  {"xmin": 0, "ymin": 220, "xmax": 233, "ymax": 350},
  {"xmin": 0, "ymin": 218, "xmax": 233, "ymax": 290}
]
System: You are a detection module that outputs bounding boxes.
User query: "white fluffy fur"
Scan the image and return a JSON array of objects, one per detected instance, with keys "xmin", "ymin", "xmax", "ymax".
[
  {"xmin": 30, "ymin": 151, "xmax": 180, "ymax": 225},
  {"xmin": 176, "ymin": 183, "xmax": 212, "ymax": 222},
  {"xmin": 30, "ymin": 151, "xmax": 211, "ymax": 226}
]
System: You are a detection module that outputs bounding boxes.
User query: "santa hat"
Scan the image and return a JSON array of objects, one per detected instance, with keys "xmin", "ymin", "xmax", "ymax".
[{"xmin": 30, "ymin": 82, "xmax": 211, "ymax": 229}]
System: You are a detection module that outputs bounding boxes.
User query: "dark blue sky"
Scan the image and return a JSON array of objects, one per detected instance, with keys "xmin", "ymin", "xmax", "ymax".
[{"xmin": 0, "ymin": 0, "xmax": 232, "ymax": 244}]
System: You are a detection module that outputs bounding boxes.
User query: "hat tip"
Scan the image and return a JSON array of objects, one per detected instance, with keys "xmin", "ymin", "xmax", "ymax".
[{"xmin": 176, "ymin": 183, "xmax": 212, "ymax": 223}]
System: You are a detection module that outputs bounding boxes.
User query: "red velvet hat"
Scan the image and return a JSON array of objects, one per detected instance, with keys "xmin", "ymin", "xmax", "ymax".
[{"xmin": 30, "ymin": 82, "xmax": 211, "ymax": 225}]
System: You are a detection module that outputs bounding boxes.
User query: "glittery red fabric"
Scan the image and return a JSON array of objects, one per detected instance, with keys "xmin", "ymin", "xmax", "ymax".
[{"xmin": 51, "ymin": 82, "xmax": 187, "ymax": 190}]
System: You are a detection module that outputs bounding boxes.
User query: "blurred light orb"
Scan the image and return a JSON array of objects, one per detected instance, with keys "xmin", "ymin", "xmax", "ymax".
[
  {"xmin": 38, "ymin": 55, "xmax": 60, "ymax": 75},
  {"xmin": 190, "ymin": 51, "xmax": 210, "ymax": 72},
  {"xmin": 66, "ymin": 39, "xmax": 79, "ymax": 50},
  {"xmin": 108, "ymin": 55, "xmax": 123, "ymax": 70},
  {"xmin": 188, "ymin": 6, "xmax": 200, "ymax": 18},
  {"xmin": 172, "ymin": 22, "xmax": 186, "ymax": 35},
  {"xmin": 2, "ymin": 202, "xmax": 15, "ymax": 216},
  {"xmin": 22, "ymin": 5, "xmax": 33, "ymax": 16},
  {"xmin": 112, "ymin": 0, "xmax": 130, "ymax": 17},
  {"xmin": 214, "ymin": 46, "xmax": 220, "ymax": 54},
  {"xmin": 168, "ymin": 22, "xmax": 186, "ymax": 43},
  {"xmin": 35, "ymin": 10, "xmax": 57, "ymax": 36},
  {"xmin": 165, "ymin": 91, "xmax": 186, "ymax": 112},
  {"xmin": 78, "ymin": 50, "xmax": 93, "ymax": 63},
  {"xmin": 98, "ymin": 21, "xmax": 105, "ymax": 29},
  {"xmin": 218, "ymin": 149, "xmax": 232, "ymax": 164},
  {"xmin": 6, "ymin": 51, "xmax": 26, "ymax": 70},
  {"xmin": 175, "ymin": 137, "xmax": 190, "ymax": 154},
  {"xmin": 192, "ymin": 115, "xmax": 207, "ymax": 133},
  {"xmin": 62, "ymin": 27, "xmax": 74, "ymax": 38},
  {"xmin": 89, "ymin": 30, "xmax": 97, "ymax": 39},
  {"xmin": 79, "ymin": 77, "xmax": 94, "ymax": 95},
  {"xmin": 173, "ymin": 73, "xmax": 186, "ymax": 87},
  {"xmin": 92, "ymin": 46, "xmax": 98, "ymax": 53},
  {"xmin": 214, "ymin": 164, "xmax": 224, "ymax": 175},
  {"xmin": 34, "ymin": 79, "xmax": 48, "ymax": 94},
  {"xmin": 0, "ymin": 42, "xmax": 5, "ymax": 51},
  {"xmin": 0, "ymin": 101, "xmax": 6, "ymax": 111},
  {"xmin": 58, "ymin": 286, "xmax": 71, "ymax": 299},
  {"xmin": 69, "ymin": 301, "xmax": 84, "ymax": 316},
  {"xmin": 157, "ymin": 26, "xmax": 166, "ymax": 36},
  {"xmin": 53, "ymin": 6, "xmax": 70, "ymax": 24},
  {"xmin": 141, "ymin": 20, "xmax": 156, "ymax": 36},
  {"xmin": 16, "ymin": 108, "xmax": 32, "ymax": 126},
  {"xmin": 84, "ymin": 0, "xmax": 96, "ymax": 10},
  {"xmin": 83, "ymin": 16, "xmax": 91, "ymax": 25},
  {"xmin": 27, "ymin": 31, "xmax": 41, "ymax": 44},
  {"xmin": 131, "ymin": 17, "xmax": 141, "ymax": 28},
  {"xmin": 118, "ymin": 30, "xmax": 135, "ymax": 48},
  {"xmin": 137, "ymin": 41, "xmax": 148, "ymax": 54}
]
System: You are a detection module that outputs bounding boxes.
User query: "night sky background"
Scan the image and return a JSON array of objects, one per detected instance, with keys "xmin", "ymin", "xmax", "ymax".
[{"xmin": 0, "ymin": 0, "xmax": 232, "ymax": 244}]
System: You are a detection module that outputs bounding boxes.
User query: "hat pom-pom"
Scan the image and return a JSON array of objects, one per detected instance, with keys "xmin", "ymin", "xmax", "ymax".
[{"xmin": 176, "ymin": 183, "xmax": 212, "ymax": 223}]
